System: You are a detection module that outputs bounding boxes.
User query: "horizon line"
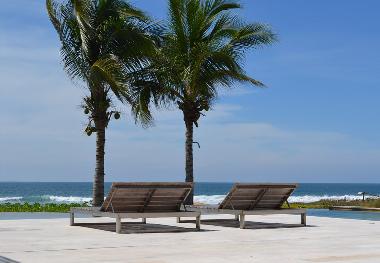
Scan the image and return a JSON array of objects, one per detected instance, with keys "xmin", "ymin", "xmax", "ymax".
[{"xmin": 1, "ymin": 181, "xmax": 380, "ymax": 184}]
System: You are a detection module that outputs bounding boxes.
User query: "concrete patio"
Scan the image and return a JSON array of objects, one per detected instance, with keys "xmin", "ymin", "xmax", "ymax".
[{"xmin": 1, "ymin": 214, "xmax": 380, "ymax": 263}]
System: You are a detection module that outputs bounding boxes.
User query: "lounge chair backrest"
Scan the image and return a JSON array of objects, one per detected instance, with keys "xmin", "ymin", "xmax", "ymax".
[
  {"xmin": 101, "ymin": 182, "xmax": 193, "ymax": 213},
  {"xmin": 218, "ymin": 183, "xmax": 297, "ymax": 210}
]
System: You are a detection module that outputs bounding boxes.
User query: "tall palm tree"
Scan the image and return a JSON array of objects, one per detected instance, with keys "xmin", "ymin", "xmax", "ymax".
[
  {"xmin": 151, "ymin": 0, "xmax": 276, "ymax": 204},
  {"xmin": 46, "ymin": 0, "xmax": 158, "ymax": 206}
]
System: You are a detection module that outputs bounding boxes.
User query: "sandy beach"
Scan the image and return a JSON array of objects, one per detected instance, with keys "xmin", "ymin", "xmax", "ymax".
[{"xmin": 1, "ymin": 214, "xmax": 380, "ymax": 263}]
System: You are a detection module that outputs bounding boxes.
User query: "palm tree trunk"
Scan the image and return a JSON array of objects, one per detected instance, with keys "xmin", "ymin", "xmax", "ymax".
[
  {"xmin": 93, "ymin": 119, "xmax": 106, "ymax": 207},
  {"xmin": 184, "ymin": 119, "xmax": 194, "ymax": 205}
]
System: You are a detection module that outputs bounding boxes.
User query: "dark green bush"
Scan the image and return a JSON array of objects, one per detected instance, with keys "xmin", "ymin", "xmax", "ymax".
[
  {"xmin": 286, "ymin": 198, "xmax": 380, "ymax": 209},
  {"xmin": 0, "ymin": 202, "xmax": 89, "ymax": 212}
]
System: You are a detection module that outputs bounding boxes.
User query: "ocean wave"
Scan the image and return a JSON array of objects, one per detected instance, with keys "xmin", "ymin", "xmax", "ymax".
[
  {"xmin": 194, "ymin": 194, "xmax": 378, "ymax": 204},
  {"xmin": 194, "ymin": 195, "xmax": 225, "ymax": 205},
  {"xmin": 0, "ymin": 197, "xmax": 23, "ymax": 202},
  {"xmin": 287, "ymin": 195, "xmax": 376, "ymax": 203},
  {"xmin": 48, "ymin": 196, "xmax": 92, "ymax": 203},
  {"xmin": 1, "ymin": 194, "xmax": 377, "ymax": 205}
]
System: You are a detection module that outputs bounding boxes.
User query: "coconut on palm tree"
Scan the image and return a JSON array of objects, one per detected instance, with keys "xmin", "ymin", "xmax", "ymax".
[
  {"xmin": 46, "ymin": 0, "xmax": 158, "ymax": 206},
  {"xmin": 150, "ymin": 0, "xmax": 276, "ymax": 204}
]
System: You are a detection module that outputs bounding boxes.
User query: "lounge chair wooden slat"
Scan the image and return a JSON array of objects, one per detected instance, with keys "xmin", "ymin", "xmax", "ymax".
[
  {"xmin": 259, "ymin": 195, "xmax": 290, "ymax": 200},
  {"xmin": 111, "ymin": 182, "xmax": 193, "ymax": 187},
  {"xmin": 150, "ymin": 197, "xmax": 183, "ymax": 201},
  {"xmin": 254, "ymin": 200, "xmax": 284, "ymax": 204},
  {"xmin": 259, "ymin": 203, "xmax": 279, "ymax": 208},
  {"xmin": 109, "ymin": 197, "xmax": 147, "ymax": 202},
  {"xmin": 232, "ymin": 192, "xmax": 284, "ymax": 199},
  {"xmin": 110, "ymin": 196, "xmax": 185, "ymax": 201},
  {"xmin": 145, "ymin": 207, "xmax": 179, "ymax": 212},
  {"xmin": 233, "ymin": 184, "xmax": 297, "ymax": 189},
  {"xmin": 149, "ymin": 202, "xmax": 183, "ymax": 206},
  {"xmin": 227, "ymin": 199, "xmax": 259, "ymax": 203},
  {"xmin": 230, "ymin": 196, "xmax": 260, "ymax": 200},
  {"xmin": 105, "ymin": 205, "xmax": 182, "ymax": 213},
  {"xmin": 265, "ymin": 189, "xmax": 294, "ymax": 195},
  {"xmin": 112, "ymin": 203, "xmax": 178, "ymax": 212},
  {"xmin": 235, "ymin": 190, "xmax": 263, "ymax": 195},
  {"xmin": 255, "ymin": 205, "xmax": 282, "ymax": 209},
  {"xmin": 110, "ymin": 201, "xmax": 146, "ymax": 205}
]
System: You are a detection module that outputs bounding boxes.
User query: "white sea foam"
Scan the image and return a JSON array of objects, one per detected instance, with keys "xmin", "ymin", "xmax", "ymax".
[
  {"xmin": 194, "ymin": 195, "xmax": 225, "ymax": 205},
  {"xmin": 0, "ymin": 197, "xmax": 23, "ymax": 202},
  {"xmin": 2, "ymin": 194, "xmax": 376, "ymax": 205},
  {"xmin": 287, "ymin": 195, "xmax": 376, "ymax": 203},
  {"xmin": 194, "ymin": 194, "xmax": 378, "ymax": 205},
  {"xmin": 48, "ymin": 196, "xmax": 92, "ymax": 203}
]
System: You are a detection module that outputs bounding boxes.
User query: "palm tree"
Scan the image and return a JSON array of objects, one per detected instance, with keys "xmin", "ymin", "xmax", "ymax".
[
  {"xmin": 151, "ymin": 0, "xmax": 276, "ymax": 204},
  {"xmin": 46, "ymin": 0, "xmax": 158, "ymax": 206}
]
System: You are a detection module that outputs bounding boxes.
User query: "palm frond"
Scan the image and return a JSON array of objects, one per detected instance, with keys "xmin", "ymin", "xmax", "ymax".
[
  {"xmin": 47, "ymin": 0, "xmax": 159, "ymax": 125},
  {"xmin": 169, "ymin": 0, "xmax": 188, "ymax": 54},
  {"xmin": 47, "ymin": 0, "xmax": 89, "ymax": 81},
  {"xmin": 156, "ymin": 0, "xmax": 275, "ymax": 117},
  {"xmin": 229, "ymin": 23, "xmax": 277, "ymax": 51},
  {"xmin": 205, "ymin": 0, "xmax": 240, "ymax": 19},
  {"xmin": 90, "ymin": 55, "xmax": 131, "ymax": 102}
]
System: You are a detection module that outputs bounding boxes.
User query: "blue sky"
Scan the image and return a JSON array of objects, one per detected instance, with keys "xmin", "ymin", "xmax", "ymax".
[{"xmin": 0, "ymin": 0, "xmax": 379, "ymax": 182}]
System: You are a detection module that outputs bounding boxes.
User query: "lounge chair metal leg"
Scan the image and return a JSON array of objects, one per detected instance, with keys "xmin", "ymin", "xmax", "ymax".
[
  {"xmin": 301, "ymin": 213, "xmax": 307, "ymax": 226},
  {"xmin": 116, "ymin": 216, "xmax": 122, "ymax": 234},
  {"xmin": 142, "ymin": 218, "xmax": 146, "ymax": 224},
  {"xmin": 239, "ymin": 213, "xmax": 245, "ymax": 229},
  {"xmin": 70, "ymin": 212, "xmax": 74, "ymax": 226},
  {"xmin": 177, "ymin": 217, "xmax": 181, "ymax": 223},
  {"xmin": 196, "ymin": 215, "xmax": 201, "ymax": 230},
  {"xmin": 234, "ymin": 214, "xmax": 240, "ymax": 221}
]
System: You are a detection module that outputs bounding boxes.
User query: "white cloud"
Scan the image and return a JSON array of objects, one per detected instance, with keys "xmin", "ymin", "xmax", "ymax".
[
  {"xmin": 1, "ymin": 62, "xmax": 380, "ymax": 183},
  {"xmin": 99, "ymin": 110, "xmax": 380, "ymax": 183}
]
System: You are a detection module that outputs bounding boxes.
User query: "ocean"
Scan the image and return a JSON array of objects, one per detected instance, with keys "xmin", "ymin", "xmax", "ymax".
[{"xmin": 1, "ymin": 182, "xmax": 379, "ymax": 204}]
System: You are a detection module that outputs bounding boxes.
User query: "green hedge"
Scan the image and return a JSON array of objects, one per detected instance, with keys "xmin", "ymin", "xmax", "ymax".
[
  {"xmin": 286, "ymin": 198, "xmax": 380, "ymax": 209},
  {"xmin": 0, "ymin": 203, "xmax": 89, "ymax": 212},
  {"xmin": 1, "ymin": 199, "xmax": 380, "ymax": 212}
]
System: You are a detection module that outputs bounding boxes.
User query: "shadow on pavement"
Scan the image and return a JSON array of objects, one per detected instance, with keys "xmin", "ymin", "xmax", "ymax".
[
  {"xmin": 0, "ymin": 256, "xmax": 20, "ymax": 263},
  {"xmin": 75, "ymin": 222, "xmax": 214, "ymax": 234}
]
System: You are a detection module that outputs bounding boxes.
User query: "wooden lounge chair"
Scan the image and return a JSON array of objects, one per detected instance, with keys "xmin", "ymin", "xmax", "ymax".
[
  {"xmin": 70, "ymin": 182, "xmax": 201, "ymax": 233},
  {"xmin": 183, "ymin": 183, "xmax": 306, "ymax": 229}
]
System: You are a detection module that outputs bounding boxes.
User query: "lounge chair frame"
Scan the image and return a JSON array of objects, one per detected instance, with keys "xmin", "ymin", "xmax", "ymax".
[
  {"xmin": 181, "ymin": 183, "xmax": 306, "ymax": 229},
  {"xmin": 70, "ymin": 183, "xmax": 201, "ymax": 233}
]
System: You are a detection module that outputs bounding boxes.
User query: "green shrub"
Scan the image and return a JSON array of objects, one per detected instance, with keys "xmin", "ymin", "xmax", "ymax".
[
  {"xmin": 285, "ymin": 198, "xmax": 380, "ymax": 209},
  {"xmin": 0, "ymin": 202, "xmax": 90, "ymax": 212}
]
